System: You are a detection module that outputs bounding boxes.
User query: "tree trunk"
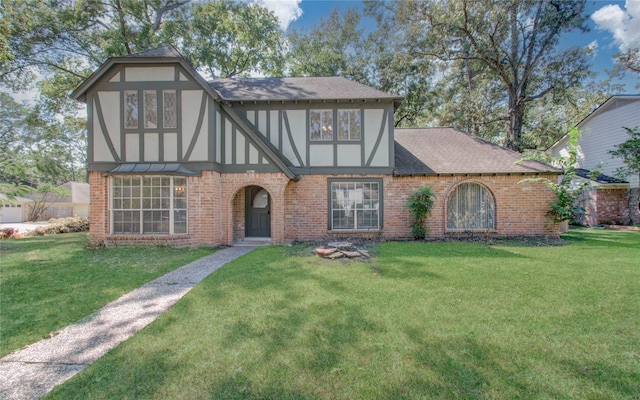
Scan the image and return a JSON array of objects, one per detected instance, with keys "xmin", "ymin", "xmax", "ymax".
[{"xmin": 506, "ymin": 95, "xmax": 524, "ymax": 152}]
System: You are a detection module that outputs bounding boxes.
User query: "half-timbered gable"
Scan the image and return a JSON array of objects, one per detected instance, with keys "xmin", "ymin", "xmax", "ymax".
[{"xmin": 210, "ymin": 77, "xmax": 401, "ymax": 175}]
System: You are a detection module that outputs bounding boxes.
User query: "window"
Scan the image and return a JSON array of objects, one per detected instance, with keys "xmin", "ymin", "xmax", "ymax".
[
  {"xmin": 338, "ymin": 110, "xmax": 361, "ymax": 140},
  {"xmin": 144, "ymin": 90, "xmax": 158, "ymax": 129},
  {"xmin": 111, "ymin": 176, "xmax": 187, "ymax": 234},
  {"xmin": 330, "ymin": 180, "xmax": 381, "ymax": 230},
  {"xmin": 310, "ymin": 109, "xmax": 333, "ymax": 141},
  {"xmin": 446, "ymin": 182, "xmax": 495, "ymax": 230},
  {"xmin": 124, "ymin": 90, "xmax": 138, "ymax": 128},
  {"xmin": 163, "ymin": 90, "xmax": 177, "ymax": 128}
]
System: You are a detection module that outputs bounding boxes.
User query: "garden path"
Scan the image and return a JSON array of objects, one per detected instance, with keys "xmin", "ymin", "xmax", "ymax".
[{"xmin": 0, "ymin": 245, "xmax": 257, "ymax": 400}]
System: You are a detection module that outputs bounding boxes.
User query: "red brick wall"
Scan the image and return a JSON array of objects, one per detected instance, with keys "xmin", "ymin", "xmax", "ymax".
[
  {"xmin": 578, "ymin": 187, "xmax": 635, "ymax": 226},
  {"xmin": 88, "ymin": 171, "xmax": 559, "ymax": 246},
  {"xmin": 284, "ymin": 173, "xmax": 558, "ymax": 241}
]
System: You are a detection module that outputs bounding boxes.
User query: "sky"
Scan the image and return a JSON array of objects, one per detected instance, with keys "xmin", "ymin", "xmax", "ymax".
[{"xmin": 255, "ymin": 0, "xmax": 640, "ymax": 92}]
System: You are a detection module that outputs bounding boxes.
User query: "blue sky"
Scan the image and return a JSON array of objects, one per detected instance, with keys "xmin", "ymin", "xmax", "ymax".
[{"xmin": 257, "ymin": 0, "xmax": 639, "ymax": 92}]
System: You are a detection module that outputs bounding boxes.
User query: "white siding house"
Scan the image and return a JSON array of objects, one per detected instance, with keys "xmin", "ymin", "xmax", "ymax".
[{"xmin": 549, "ymin": 95, "xmax": 640, "ymax": 225}]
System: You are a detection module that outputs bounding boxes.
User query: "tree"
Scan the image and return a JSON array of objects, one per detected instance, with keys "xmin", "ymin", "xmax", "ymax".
[
  {"xmin": 521, "ymin": 128, "xmax": 596, "ymax": 224},
  {"xmin": 1, "ymin": 0, "xmax": 284, "ymax": 191},
  {"xmin": 609, "ymin": 126, "xmax": 640, "ymax": 224},
  {"xmin": 27, "ymin": 183, "xmax": 70, "ymax": 221},
  {"xmin": 169, "ymin": 0, "xmax": 285, "ymax": 78},
  {"xmin": 611, "ymin": 48, "xmax": 640, "ymax": 89},
  {"xmin": 288, "ymin": 8, "xmax": 368, "ymax": 80},
  {"xmin": 368, "ymin": 0, "xmax": 592, "ymax": 152}
]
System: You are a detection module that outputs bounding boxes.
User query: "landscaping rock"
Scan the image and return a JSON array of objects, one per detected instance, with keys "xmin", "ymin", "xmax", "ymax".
[
  {"xmin": 315, "ymin": 247, "xmax": 337, "ymax": 257},
  {"xmin": 326, "ymin": 251, "xmax": 345, "ymax": 259}
]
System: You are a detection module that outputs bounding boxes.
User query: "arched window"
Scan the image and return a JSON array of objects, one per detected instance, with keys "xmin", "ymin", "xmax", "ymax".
[{"xmin": 446, "ymin": 182, "xmax": 495, "ymax": 230}]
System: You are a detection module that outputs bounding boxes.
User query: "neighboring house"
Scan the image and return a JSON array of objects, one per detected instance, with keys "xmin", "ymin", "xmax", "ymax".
[
  {"xmin": 71, "ymin": 45, "xmax": 559, "ymax": 246},
  {"xmin": 33, "ymin": 182, "xmax": 90, "ymax": 220},
  {"xmin": 0, "ymin": 194, "xmax": 33, "ymax": 223},
  {"xmin": 548, "ymin": 95, "xmax": 640, "ymax": 226}
]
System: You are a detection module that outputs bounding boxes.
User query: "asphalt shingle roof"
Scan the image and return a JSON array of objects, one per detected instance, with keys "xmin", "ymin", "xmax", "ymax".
[
  {"xmin": 122, "ymin": 45, "xmax": 183, "ymax": 59},
  {"xmin": 209, "ymin": 77, "xmax": 402, "ymax": 102},
  {"xmin": 394, "ymin": 128, "xmax": 558, "ymax": 175},
  {"xmin": 575, "ymin": 168, "xmax": 627, "ymax": 184}
]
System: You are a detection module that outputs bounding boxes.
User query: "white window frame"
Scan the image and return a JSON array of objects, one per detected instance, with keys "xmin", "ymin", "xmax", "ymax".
[
  {"xmin": 110, "ymin": 175, "xmax": 187, "ymax": 235},
  {"xmin": 329, "ymin": 179, "xmax": 382, "ymax": 231}
]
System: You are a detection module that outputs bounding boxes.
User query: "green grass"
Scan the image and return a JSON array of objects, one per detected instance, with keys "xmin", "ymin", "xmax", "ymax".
[
  {"xmin": 0, "ymin": 233, "xmax": 214, "ymax": 357},
  {"xmin": 47, "ymin": 228, "xmax": 640, "ymax": 399}
]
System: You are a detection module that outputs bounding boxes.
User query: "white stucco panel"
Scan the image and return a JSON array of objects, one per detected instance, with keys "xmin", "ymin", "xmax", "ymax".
[
  {"xmin": 98, "ymin": 91, "xmax": 121, "ymax": 159},
  {"xmin": 270, "ymin": 110, "xmax": 279, "ymax": 148},
  {"xmin": 181, "ymin": 90, "xmax": 203, "ymax": 158},
  {"xmin": 364, "ymin": 109, "xmax": 385, "ymax": 162},
  {"xmin": 125, "ymin": 134, "xmax": 139, "ymax": 162},
  {"xmin": 190, "ymin": 105, "xmax": 209, "ymax": 161},
  {"xmin": 92, "ymin": 100, "xmax": 114, "ymax": 162},
  {"xmin": 236, "ymin": 131, "xmax": 246, "ymax": 164},
  {"xmin": 215, "ymin": 111, "xmax": 222, "ymax": 163},
  {"xmin": 284, "ymin": 110, "xmax": 306, "ymax": 166},
  {"xmin": 126, "ymin": 67, "xmax": 175, "ymax": 81},
  {"xmin": 337, "ymin": 145, "xmax": 361, "ymax": 166},
  {"xmin": 249, "ymin": 143, "xmax": 259, "ymax": 164},
  {"xmin": 144, "ymin": 133, "xmax": 159, "ymax": 162},
  {"xmin": 164, "ymin": 133, "xmax": 178, "ymax": 162},
  {"xmin": 310, "ymin": 145, "xmax": 333, "ymax": 166}
]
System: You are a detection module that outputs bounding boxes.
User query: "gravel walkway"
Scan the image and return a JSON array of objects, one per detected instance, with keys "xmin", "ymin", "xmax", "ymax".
[{"xmin": 0, "ymin": 245, "xmax": 257, "ymax": 400}]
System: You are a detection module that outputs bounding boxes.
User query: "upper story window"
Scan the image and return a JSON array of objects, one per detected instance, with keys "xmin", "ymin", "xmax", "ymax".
[
  {"xmin": 125, "ymin": 90, "xmax": 138, "ymax": 128},
  {"xmin": 163, "ymin": 90, "xmax": 177, "ymax": 128},
  {"xmin": 338, "ymin": 110, "xmax": 361, "ymax": 140},
  {"xmin": 124, "ymin": 89, "xmax": 178, "ymax": 131},
  {"xmin": 144, "ymin": 90, "xmax": 158, "ymax": 129},
  {"xmin": 310, "ymin": 109, "xmax": 362, "ymax": 141},
  {"xmin": 310, "ymin": 109, "xmax": 333, "ymax": 141}
]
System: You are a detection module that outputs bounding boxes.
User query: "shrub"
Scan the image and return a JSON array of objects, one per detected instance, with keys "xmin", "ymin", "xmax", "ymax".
[
  {"xmin": 1, "ymin": 227, "xmax": 18, "ymax": 239},
  {"xmin": 27, "ymin": 217, "xmax": 90, "ymax": 236},
  {"xmin": 405, "ymin": 186, "xmax": 436, "ymax": 240}
]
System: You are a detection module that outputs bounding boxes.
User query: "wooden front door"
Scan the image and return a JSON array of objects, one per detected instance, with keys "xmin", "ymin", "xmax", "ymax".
[{"xmin": 245, "ymin": 186, "xmax": 271, "ymax": 237}]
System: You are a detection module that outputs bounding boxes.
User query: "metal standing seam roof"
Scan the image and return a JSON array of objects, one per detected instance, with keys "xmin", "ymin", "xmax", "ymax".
[
  {"xmin": 208, "ymin": 76, "xmax": 403, "ymax": 103},
  {"xmin": 394, "ymin": 128, "xmax": 559, "ymax": 175}
]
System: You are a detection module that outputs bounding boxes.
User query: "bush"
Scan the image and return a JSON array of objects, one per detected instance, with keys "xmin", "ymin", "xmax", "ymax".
[
  {"xmin": 1, "ymin": 227, "xmax": 19, "ymax": 239},
  {"xmin": 405, "ymin": 186, "xmax": 436, "ymax": 240},
  {"xmin": 27, "ymin": 217, "xmax": 90, "ymax": 236}
]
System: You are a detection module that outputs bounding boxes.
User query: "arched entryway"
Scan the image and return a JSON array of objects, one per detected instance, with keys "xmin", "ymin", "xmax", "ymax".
[{"xmin": 245, "ymin": 185, "xmax": 271, "ymax": 238}]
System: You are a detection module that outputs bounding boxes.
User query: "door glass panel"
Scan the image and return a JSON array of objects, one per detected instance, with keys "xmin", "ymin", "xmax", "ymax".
[{"xmin": 252, "ymin": 189, "xmax": 269, "ymax": 209}]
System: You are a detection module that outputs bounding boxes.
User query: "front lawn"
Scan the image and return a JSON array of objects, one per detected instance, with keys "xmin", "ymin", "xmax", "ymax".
[
  {"xmin": 0, "ymin": 233, "xmax": 215, "ymax": 357},
  {"xmin": 48, "ymin": 229, "xmax": 639, "ymax": 399}
]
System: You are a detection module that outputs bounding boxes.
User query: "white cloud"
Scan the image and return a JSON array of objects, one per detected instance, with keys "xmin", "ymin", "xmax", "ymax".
[
  {"xmin": 586, "ymin": 39, "xmax": 598, "ymax": 56},
  {"xmin": 252, "ymin": 0, "xmax": 303, "ymax": 31},
  {"xmin": 592, "ymin": 0, "xmax": 640, "ymax": 51}
]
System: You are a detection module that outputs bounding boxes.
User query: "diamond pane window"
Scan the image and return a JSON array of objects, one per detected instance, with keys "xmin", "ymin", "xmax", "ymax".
[
  {"xmin": 144, "ymin": 90, "xmax": 158, "ymax": 129},
  {"xmin": 163, "ymin": 90, "xmax": 177, "ymax": 128},
  {"xmin": 124, "ymin": 90, "xmax": 138, "ymax": 129}
]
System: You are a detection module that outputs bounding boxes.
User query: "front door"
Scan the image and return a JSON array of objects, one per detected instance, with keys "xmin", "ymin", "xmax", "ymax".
[{"xmin": 245, "ymin": 186, "xmax": 271, "ymax": 237}]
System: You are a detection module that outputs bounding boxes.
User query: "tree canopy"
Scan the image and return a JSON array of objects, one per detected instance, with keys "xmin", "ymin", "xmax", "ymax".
[{"xmin": 0, "ymin": 0, "xmax": 625, "ymax": 190}]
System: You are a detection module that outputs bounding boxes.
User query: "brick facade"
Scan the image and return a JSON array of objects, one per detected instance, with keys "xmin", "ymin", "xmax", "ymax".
[
  {"xmin": 88, "ymin": 171, "xmax": 559, "ymax": 246},
  {"xmin": 577, "ymin": 187, "xmax": 640, "ymax": 226}
]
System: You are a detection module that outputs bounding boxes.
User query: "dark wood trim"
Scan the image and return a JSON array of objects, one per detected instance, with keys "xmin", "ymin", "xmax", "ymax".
[
  {"xmin": 366, "ymin": 108, "xmax": 388, "ymax": 167},
  {"xmin": 282, "ymin": 110, "xmax": 304, "ymax": 167}
]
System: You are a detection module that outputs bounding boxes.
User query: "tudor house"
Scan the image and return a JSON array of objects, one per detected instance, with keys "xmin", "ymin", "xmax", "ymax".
[{"xmin": 72, "ymin": 46, "xmax": 559, "ymax": 246}]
